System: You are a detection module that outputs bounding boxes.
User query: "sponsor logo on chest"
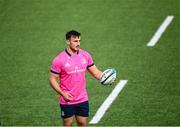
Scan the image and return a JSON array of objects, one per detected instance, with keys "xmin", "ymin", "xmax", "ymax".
[{"xmin": 64, "ymin": 58, "xmax": 87, "ymax": 74}]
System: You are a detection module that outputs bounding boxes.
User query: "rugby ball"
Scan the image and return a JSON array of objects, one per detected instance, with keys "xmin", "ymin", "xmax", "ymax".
[{"xmin": 100, "ymin": 68, "xmax": 116, "ymax": 85}]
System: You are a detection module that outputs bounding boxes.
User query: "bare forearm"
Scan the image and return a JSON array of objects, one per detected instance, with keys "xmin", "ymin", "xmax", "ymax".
[
  {"xmin": 88, "ymin": 65, "xmax": 103, "ymax": 80},
  {"xmin": 49, "ymin": 77, "xmax": 64, "ymax": 96},
  {"xmin": 49, "ymin": 76, "xmax": 73, "ymax": 101},
  {"xmin": 92, "ymin": 70, "xmax": 103, "ymax": 80}
]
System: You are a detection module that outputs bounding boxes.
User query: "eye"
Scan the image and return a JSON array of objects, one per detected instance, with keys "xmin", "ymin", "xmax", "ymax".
[{"xmin": 74, "ymin": 40, "xmax": 80, "ymax": 43}]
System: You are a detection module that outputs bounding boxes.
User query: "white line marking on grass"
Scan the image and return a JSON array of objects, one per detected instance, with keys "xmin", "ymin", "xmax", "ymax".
[
  {"xmin": 147, "ymin": 16, "xmax": 174, "ymax": 47},
  {"xmin": 89, "ymin": 80, "xmax": 128, "ymax": 124}
]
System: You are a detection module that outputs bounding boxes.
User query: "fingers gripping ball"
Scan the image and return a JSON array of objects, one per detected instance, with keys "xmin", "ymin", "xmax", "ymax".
[{"xmin": 100, "ymin": 68, "xmax": 116, "ymax": 85}]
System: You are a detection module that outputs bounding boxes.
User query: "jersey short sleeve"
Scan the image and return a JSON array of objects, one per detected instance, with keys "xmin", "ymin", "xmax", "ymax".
[
  {"xmin": 50, "ymin": 56, "xmax": 61, "ymax": 74},
  {"xmin": 86, "ymin": 51, "xmax": 94, "ymax": 69}
]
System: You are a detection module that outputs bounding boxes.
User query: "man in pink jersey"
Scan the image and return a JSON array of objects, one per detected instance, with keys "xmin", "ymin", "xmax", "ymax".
[{"xmin": 49, "ymin": 30, "xmax": 103, "ymax": 126}]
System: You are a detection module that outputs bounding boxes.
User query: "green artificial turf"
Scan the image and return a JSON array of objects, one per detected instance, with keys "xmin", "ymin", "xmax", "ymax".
[{"xmin": 0, "ymin": 0, "xmax": 180, "ymax": 125}]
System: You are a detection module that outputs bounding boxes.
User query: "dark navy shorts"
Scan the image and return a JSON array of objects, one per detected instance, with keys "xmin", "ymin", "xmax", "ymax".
[{"xmin": 60, "ymin": 101, "xmax": 89, "ymax": 119}]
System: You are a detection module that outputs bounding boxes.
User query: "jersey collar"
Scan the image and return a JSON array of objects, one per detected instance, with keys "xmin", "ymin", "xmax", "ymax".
[{"xmin": 65, "ymin": 49, "xmax": 79, "ymax": 57}]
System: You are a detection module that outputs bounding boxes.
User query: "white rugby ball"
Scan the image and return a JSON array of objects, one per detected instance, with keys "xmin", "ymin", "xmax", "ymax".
[{"xmin": 100, "ymin": 68, "xmax": 116, "ymax": 85}]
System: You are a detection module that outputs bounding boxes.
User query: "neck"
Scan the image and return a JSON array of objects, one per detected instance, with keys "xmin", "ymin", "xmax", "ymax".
[{"xmin": 66, "ymin": 47, "xmax": 78, "ymax": 55}]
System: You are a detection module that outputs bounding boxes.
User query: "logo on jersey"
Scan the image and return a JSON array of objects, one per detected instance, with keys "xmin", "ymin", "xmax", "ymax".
[
  {"xmin": 81, "ymin": 58, "xmax": 87, "ymax": 65},
  {"xmin": 65, "ymin": 62, "xmax": 70, "ymax": 67}
]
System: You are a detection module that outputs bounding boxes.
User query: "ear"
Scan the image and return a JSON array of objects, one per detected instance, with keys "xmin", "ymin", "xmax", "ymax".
[{"xmin": 66, "ymin": 40, "xmax": 70, "ymax": 45}]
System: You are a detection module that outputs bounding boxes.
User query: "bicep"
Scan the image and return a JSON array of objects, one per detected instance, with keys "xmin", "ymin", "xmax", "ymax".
[
  {"xmin": 88, "ymin": 65, "xmax": 102, "ymax": 80},
  {"xmin": 49, "ymin": 72, "xmax": 59, "ymax": 80},
  {"xmin": 88, "ymin": 65, "xmax": 98, "ymax": 74}
]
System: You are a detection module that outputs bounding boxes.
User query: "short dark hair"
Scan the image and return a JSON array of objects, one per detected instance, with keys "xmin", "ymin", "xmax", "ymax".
[{"xmin": 66, "ymin": 30, "xmax": 81, "ymax": 40}]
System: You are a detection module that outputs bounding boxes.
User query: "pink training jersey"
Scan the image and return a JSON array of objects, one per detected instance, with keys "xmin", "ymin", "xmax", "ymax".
[{"xmin": 50, "ymin": 49, "xmax": 94, "ymax": 105}]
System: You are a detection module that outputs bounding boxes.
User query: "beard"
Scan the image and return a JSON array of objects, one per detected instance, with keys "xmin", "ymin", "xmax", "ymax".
[{"xmin": 70, "ymin": 45, "xmax": 80, "ymax": 52}]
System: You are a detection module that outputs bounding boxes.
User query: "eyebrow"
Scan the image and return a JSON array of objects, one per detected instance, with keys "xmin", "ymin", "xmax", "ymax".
[{"xmin": 74, "ymin": 39, "xmax": 81, "ymax": 42}]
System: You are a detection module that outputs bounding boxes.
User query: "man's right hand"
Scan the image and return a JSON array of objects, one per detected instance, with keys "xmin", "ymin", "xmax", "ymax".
[{"xmin": 62, "ymin": 92, "xmax": 73, "ymax": 102}]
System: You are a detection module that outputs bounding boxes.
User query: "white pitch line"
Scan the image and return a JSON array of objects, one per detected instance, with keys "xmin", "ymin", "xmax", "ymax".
[
  {"xmin": 89, "ymin": 80, "xmax": 128, "ymax": 124},
  {"xmin": 147, "ymin": 16, "xmax": 174, "ymax": 47}
]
